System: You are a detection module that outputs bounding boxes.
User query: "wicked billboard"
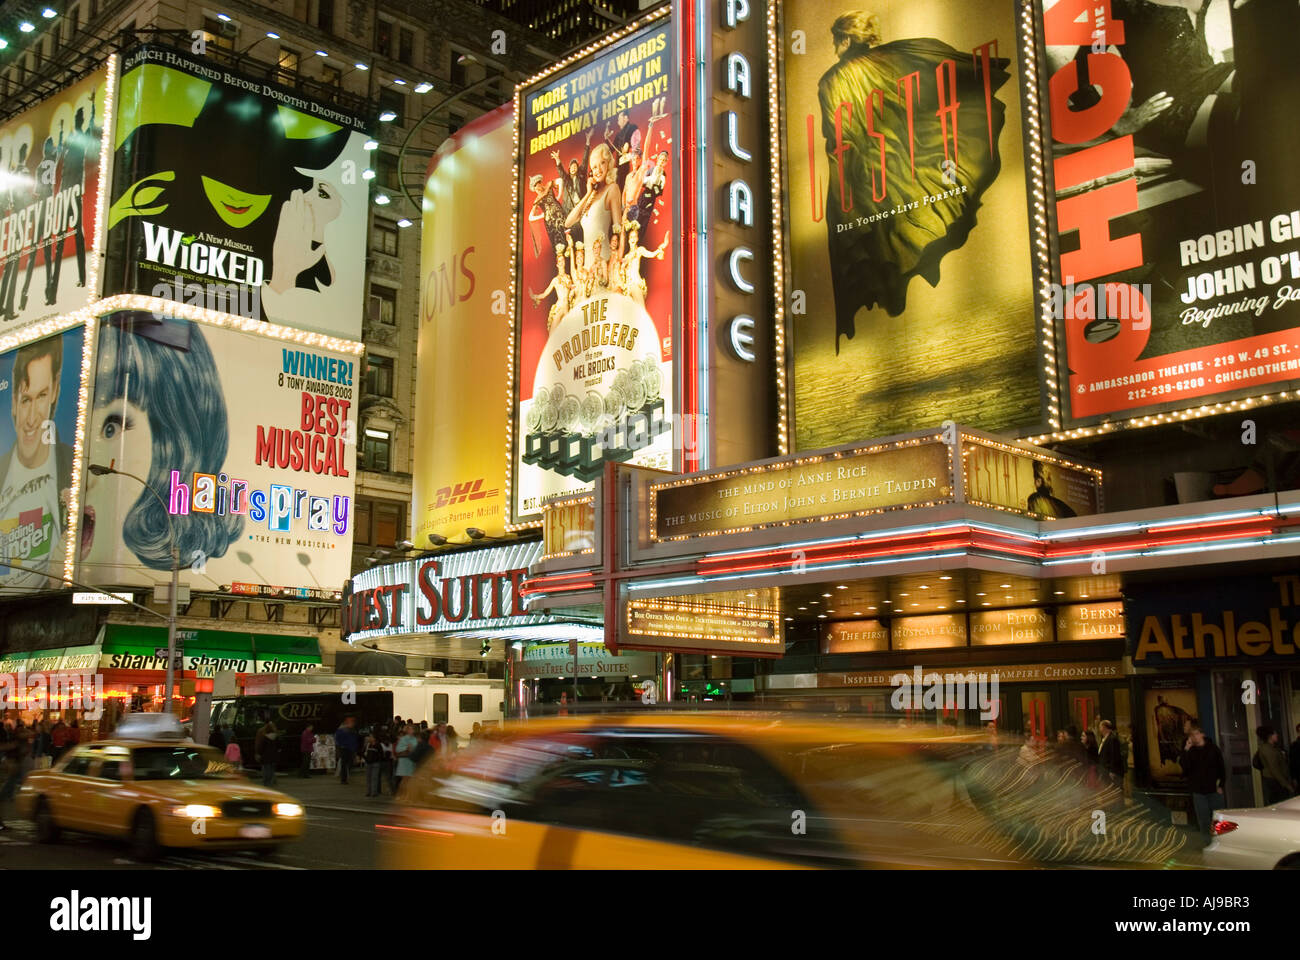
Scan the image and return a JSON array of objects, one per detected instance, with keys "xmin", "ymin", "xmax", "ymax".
[
  {"xmin": 0, "ymin": 69, "xmax": 108, "ymax": 333},
  {"xmin": 1042, "ymin": 0, "xmax": 1300, "ymax": 424},
  {"xmin": 782, "ymin": 0, "xmax": 1041, "ymax": 448},
  {"xmin": 512, "ymin": 16, "xmax": 677, "ymax": 525},
  {"xmin": 77, "ymin": 312, "xmax": 359, "ymax": 594},
  {"xmin": 104, "ymin": 46, "xmax": 371, "ymax": 340}
]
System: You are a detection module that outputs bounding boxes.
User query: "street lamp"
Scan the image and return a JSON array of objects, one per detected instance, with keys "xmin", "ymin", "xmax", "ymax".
[{"xmin": 89, "ymin": 463, "xmax": 181, "ymax": 716}]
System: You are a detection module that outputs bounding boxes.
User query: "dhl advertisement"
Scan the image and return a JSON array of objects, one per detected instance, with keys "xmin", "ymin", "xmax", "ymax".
[
  {"xmin": 782, "ymin": 1, "xmax": 1040, "ymax": 449},
  {"xmin": 513, "ymin": 19, "xmax": 676, "ymax": 524},
  {"xmin": 413, "ymin": 104, "xmax": 513, "ymax": 544},
  {"xmin": 0, "ymin": 327, "xmax": 85, "ymax": 595},
  {"xmin": 0, "ymin": 70, "xmax": 107, "ymax": 334},
  {"xmin": 78, "ymin": 312, "xmax": 358, "ymax": 593},
  {"xmin": 105, "ymin": 46, "xmax": 371, "ymax": 339},
  {"xmin": 1042, "ymin": 0, "xmax": 1300, "ymax": 423}
]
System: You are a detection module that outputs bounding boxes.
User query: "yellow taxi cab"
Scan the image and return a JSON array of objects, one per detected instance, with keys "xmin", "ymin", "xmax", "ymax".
[
  {"xmin": 16, "ymin": 730, "xmax": 306, "ymax": 860},
  {"xmin": 379, "ymin": 711, "xmax": 1189, "ymax": 870}
]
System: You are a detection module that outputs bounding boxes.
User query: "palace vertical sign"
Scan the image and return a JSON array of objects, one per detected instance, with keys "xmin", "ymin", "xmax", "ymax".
[{"xmin": 709, "ymin": 0, "xmax": 777, "ymax": 467}]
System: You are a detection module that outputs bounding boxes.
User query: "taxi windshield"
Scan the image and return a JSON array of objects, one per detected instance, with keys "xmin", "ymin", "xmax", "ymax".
[{"xmin": 131, "ymin": 747, "xmax": 241, "ymax": 780}]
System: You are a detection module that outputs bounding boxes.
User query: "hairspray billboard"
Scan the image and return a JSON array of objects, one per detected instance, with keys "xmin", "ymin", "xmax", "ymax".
[
  {"xmin": 512, "ymin": 19, "xmax": 676, "ymax": 524},
  {"xmin": 782, "ymin": 0, "xmax": 1041, "ymax": 449},
  {"xmin": 0, "ymin": 70, "xmax": 107, "ymax": 335},
  {"xmin": 414, "ymin": 104, "xmax": 514, "ymax": 545},
  {"xmin": 104, "ymin": 46, "xmax": 370, "ymax": 340},
  {"xmin": 1042, "ymin": 0, "xmax": 1300, "ymax": 424},
  {"xmin": 78, "ymin": 312, "xmax": 358, "ymax": 594},
  {"xmin": 0, "ymin": 327, "xmax": 85, "ymax": 595}
]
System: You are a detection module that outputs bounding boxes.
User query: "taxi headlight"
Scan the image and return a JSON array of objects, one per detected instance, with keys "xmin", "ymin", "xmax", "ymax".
[
  {"xmin": 172, "ymin": 804, "xmax": 221, "ymax": 819},
  {"xmin": 273, "ymin": 802, "xmax": 304, "ymax": 818}
]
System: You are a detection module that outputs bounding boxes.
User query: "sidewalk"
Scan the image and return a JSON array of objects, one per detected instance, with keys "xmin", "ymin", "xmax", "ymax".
[{"xmin": 260, "ymin": 769, "xmax": 399, "ymax": 815}]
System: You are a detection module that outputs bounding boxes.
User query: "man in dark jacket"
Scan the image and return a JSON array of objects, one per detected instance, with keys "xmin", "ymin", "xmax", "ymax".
[
  {"xmin": 334, "ymin": 717, "xmax": 359, "ymax": 784},
  {"xmin": 1096, "ymin": 720, "xmax": 1126, "ymax": 788},
  {"xmin": 1180, "ymin": 723, "xmax": 1226, "ymax": 845},
  {"xmin": 1290, "ymin": 723, "xmax": 1300, "ymax": 788}
]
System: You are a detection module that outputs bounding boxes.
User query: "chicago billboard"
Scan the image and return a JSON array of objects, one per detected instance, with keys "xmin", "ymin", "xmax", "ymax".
[
  {"xmin": 0, "ymin": 327, "xmax": 85, "ymax": 595},
  {"xmin": 1042, "ymin": 0, "xmax": 1300, "ymax": 424},
  {"xmin": 413, "ymin": 105, "xmax": 513, "ymax": 545},
  {"xmin": 782, "ymin": 0, "xmax": 1040, "ymax": 448},
  {"xmin": 78, "ymin": 312, "xmax": 358, "ymax": 592},
  {"xmin": 0, "ymin": 70, "xmax": 108, "ymax": 333},
  {"xmin": 105, "ymin": 46, "xmax": 370, "ymax": 339},
  {"xmin": 512, "ymin": 17, "xmax": 676, "ymax": 525}
]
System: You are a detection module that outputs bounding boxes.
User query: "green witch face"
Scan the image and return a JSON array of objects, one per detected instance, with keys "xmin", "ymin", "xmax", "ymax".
[{"xmin": 200, "ymin": 175, "xmax": 273, "ymax": 228}]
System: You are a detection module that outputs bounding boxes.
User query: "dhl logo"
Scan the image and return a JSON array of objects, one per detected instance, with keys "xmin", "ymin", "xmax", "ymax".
[{"xmin": 429, "ymin": 478, "xmax": 499, "ymax": 510}]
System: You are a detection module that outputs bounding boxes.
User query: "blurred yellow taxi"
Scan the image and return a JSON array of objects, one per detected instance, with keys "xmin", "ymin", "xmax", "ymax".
[
  {"xmin": 379, "ymin": 712, "xmax": 1188, "ymax": 870},
  {"xmin": 16, "ymin": 740, "xmax": 306, "ymax": 860}
]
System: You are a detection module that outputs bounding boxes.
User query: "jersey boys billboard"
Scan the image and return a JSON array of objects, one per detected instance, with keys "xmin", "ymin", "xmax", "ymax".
[
  {"xmin": 1043, "ymin": 0, "xmax": 1300, "ymax": 423},
  {"xmin": 105, "ymin": 47, "xmax": 370, "ymax": 340},
  {"xmin": 512, "ymin": 18, "xmax": 676, "ymax": 524},
  {"xmin": 782, "ymin": 1, "xmax": 1040, "ymax": 449},
  {"xmin": 0, "ymin": 70, "xmax": 107, "ymax": 334},
  {"xmin": 78, "ymin": 312, "xmax": 358, "ymax": 592}
]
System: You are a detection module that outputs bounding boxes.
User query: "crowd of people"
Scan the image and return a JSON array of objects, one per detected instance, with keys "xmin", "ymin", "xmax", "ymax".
[{"xmin": 0, "ymin": 718, "xmax": 83, "ymax": 830}]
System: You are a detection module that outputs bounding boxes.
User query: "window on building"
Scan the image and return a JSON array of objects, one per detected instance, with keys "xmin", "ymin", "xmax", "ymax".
[
  {"xmin": 278, "ymin": 48, "xmax": 300, "ymax": 77},
  {"xmin": 317, "ymin": 0, "xmax": 335, "ymax": 35},
  {"xmin": 372, "ymin": 500, "xmax": 401, "ymax": 543},
  {"xmin": 376, "ymin": 18, "xmax": 393, "ymax": 57},
  {"xmin": 321, "ymin": 64, "xmax": 342, "ymax": 87},
  {"xmin": 449, "ymin": 51, "xmax": 467, "ymax": 88},
  {"xmin": 447, "ymin": 111, "xmax": 464, "ymax": 135},
  {"xmin": 365, "ymin": 354, "xmax": 394, "ymax": 397},
  {"xmin": 399, "ymin": 28, "xmax": 415, "ymax": 66},
  {"xmin": 89, "ymin": 0, "xmax": 99, "ymax": 19},
  {"xmin": 370, "ymin": 284, "xmax": 397, "ymax": 325},
  {"xmin": 68, "ymin": 6, "xmax": 79, "ymax": 36},
  {"xmin": 459, "ymin": 694, "xmax": 483, "ymax": 713},
  {"xmin": 371, "ymin": 220, "xmax": 398, "ymax": 257},
  {"xmin": 376, "ymin": 150, "xmax": 399, "ymax": 190},
  {"xmin": 354, "ymin": 499, "xmax": 372, "ymax": 544},
  {"xmin": 379, "ymin": 88, "xmax": 405, "ymax": 125},
  {"xmin": 202, "ymin": 16, "xmax": 234, "ymax": 52},
  {"xmin": 363, "ymin": 430, "xmax": 392, "ymax": 473}
]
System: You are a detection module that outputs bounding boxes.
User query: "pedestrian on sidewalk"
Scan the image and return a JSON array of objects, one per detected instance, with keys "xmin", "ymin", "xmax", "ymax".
[
  {"xmin": 380, "ymin": 730, "xmax": 395, "ymax": 794},
  {"xmin": 299, "ymin": 724, "xmax": 315, "ymax": 778},
  {"xmin": 258, "ymin": 722, "xmax": 280, "ymax": 787},
  {"xmin": 1179, "ymin": 723, "xmax": 1226, "ymax": 844},
  {"xmin": 394, "ymin": 724, "xmax": 418, "ymax": 793},
  {"xmin": 363, "ymin": 733, "xmax": 384, "ymax": 797},
  {"xmin": 1254, "ymin": 726, "xmax": 1296, "ymax": 805},
  {"xmin": 335, "ymin": 717, "xmax": 359, "ymax": 784}
]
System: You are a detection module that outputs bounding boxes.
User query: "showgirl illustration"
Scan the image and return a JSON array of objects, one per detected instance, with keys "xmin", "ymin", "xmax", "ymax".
[{"xmin": 816, "ymin": 11, "xmax": 1011, "ymax": 347}]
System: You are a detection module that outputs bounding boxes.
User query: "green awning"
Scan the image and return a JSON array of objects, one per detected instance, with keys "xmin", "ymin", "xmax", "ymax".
[
  {"xmin": 0, "ymin": 644, "xmax": 102, "ymax": 672},
  {"xmin": 100, "ymin": 625, "xmax": 321, "ymax": 674}
]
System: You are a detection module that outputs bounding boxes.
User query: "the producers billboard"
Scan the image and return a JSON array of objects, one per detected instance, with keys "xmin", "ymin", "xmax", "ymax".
[
  {"xmin": 782, "ymin": 0, "xmax": 1041, "ymax": 448},
  {"xmin": 0, "ymin": 327, "xmax": 85, "ymax": 594},
  {"xmin": 105, "ymin": 46, "xmax": 370, "ymax": 339},
  {"xmin": 512, "ymin": 16, "xmax": 676, "ymax": 524},
  {"xmin": 413, "ymin": 105, "xmax": 513, "ymax": 546},
  {"xmin": 1042, "ymin": 0, "xmax": 1300, "ymax": 423},
  {"xmin": 78, "ymin": 311, "xmax": 359, "ymax": 592},
  {"xmin": 0, "ymin": 70, "xmax": 108, "ymax": 333}
]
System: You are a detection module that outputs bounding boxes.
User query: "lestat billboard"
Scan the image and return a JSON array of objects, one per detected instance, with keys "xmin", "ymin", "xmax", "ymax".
[
  {"xmin": 1042, "ymin": 0, "xmax": 1300, "ymax": 425},
  {"xmin": 511, "ymin": 14, "xmax": 677, "ymax": 525},
  {"xmin": 413, "ymin": 105, "xmax": 513, "ymax": 545},
  {"xmin": 77, "ymin": 312, "xmax": 359, "ymax": 593},
  {"xmin": 781, "ymin": 0, "xmax": 1042, "ymax": 449}
]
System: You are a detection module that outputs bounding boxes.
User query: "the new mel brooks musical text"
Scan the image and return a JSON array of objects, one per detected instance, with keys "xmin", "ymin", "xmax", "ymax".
[{"xmin": 168, "ymin": 348, "xmax": 353, "ymax": 542}]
